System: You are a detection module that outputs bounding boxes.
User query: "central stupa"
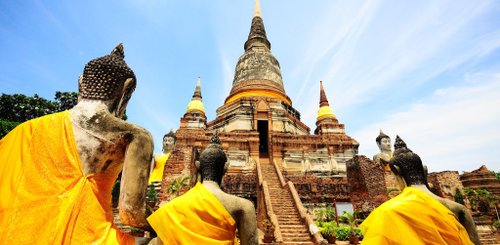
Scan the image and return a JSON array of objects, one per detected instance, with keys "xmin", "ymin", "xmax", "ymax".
[{"xmin": 160, "ymin": 1, "xmax": 359, "ymax": 243}]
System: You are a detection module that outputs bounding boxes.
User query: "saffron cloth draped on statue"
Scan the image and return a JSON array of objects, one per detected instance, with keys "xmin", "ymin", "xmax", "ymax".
[
  {"xmin": 0, "ymin": 111, "xmax": 134, "ymax": 244},
  {"xmin": 147, "ymin": 182, "xmax": 237, "ymax": 245},
  {"xmin": 148, "ymin": 153, "xmax": 170, "ymax": 184},
  {"xmin": 359, "ymin": 187, "xmax": 473, "ymax": 245}
]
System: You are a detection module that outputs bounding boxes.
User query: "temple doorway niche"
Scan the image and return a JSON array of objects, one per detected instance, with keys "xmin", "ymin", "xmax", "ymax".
[{"xmin": 258, "ymin": 120, "xmax": 268, "ymax": 156}]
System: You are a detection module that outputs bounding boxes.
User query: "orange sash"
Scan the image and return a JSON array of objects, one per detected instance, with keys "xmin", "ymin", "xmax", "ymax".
[
  {"xmin": 149, "ymin": 153, "xmax": 170, "ymax": 184},
  {"xmin": 148, "ymin": 182, "xmax": 237, "ymax": 244},
  {"xmin": 0, "ymin": 111, "xmax": 134, "ymax": 244},
  {"xmin": 360, "ymin": 187, "xmax": 473, "ymax": 245}
]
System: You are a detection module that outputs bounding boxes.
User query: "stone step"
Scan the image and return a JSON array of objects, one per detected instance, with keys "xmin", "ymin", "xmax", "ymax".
[
  {"xmin": 278, "ymin": 219, "xmax": 303, "ymax": 224},
  {"xmin": 260, "ymin": 158, "xmax": 313, "ymax": 244},
  {"xmin": 273, "ymin": 206, "xmax": 298, "ymax": 211},
  {"xmin": 270, "ymin": 198, "xmax": 294, "ymax": 202},
  {"xmin": 271, "ymin": 199, "xmax": 294, "ymax": 202},
  {"xmin": 281, "ymin": 227, "xmax": 309, "ymax": 233},
  {"xmin": 275, "ymin": 211, "xmax": 300, "ymax": 216},
  {"xmin": 283, "ymin": 236, "xmax": 313, "ymax": 242},
  {"xmin": 270, "ymin": 195, "xmax": 293, "ymax": 198},
  {"xmin": 281, "ymin": 232, "xmax": 311, "ymax": 238},
  {"xmin": 273, "ymin": 205, "xmax": 297, "ymax": 208},
  {"xmin": 278, "ymin": 219, "xmax": 303, "ymax": 223},
  {"xmin": 272, "ymin": 204, "xmax": 296, "ymax": 208},
  {"xmin": 273, "ymin": 207, "xmax": 297, "ymax": 211}
]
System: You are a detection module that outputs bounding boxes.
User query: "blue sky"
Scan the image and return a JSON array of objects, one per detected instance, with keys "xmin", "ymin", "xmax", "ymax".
[{"xmin": 1, "ymin": 1, "xmax": 499, "ymax": 173}]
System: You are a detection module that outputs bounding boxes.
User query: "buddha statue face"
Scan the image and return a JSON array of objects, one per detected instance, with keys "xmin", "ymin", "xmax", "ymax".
[
  {"xmin": 162, "ymin": 131, "xmax": 176, "ymax": 153},
  {"xmin": 376, "ymin": 130, "xmax": 392, "ymax": 153},
  {"xmin": 378, "ymin": 137, "xmax": 391, "ymax": 152}
]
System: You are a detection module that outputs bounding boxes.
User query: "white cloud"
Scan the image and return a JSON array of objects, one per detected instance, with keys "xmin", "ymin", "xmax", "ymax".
[
  {"xmin": 352, "ymin": 72, "xmax": 500, "ymax": 172},
  {"xmin": 295, "ymin": 0, "xmax": 498, "ymax": 129}
]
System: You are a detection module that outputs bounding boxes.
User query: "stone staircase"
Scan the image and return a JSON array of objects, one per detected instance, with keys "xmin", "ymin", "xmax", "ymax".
[
  {"xmin": 260, "ymin": 157, "xmax": 314, "ymax": 244},
  {"xmin": 477, "ymin": 225, "xmax": 500, "ymax": 245}
]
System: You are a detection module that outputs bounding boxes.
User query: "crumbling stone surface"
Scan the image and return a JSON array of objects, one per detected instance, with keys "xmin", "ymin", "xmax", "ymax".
[
  {"xmin": 222, "ymin": 173, "xmax": 258, "ymax": 200},
  {"xmin": 460, "ymin": 165, "xmax": 500, "ymax": 197},
  {"xmin": 428, "ymin": 171, "xmax": 464, "ymax": 201},
  {"xmin": 285, "ymin": 173, "xmax": 349, "ymax": 203},
  {"xmin": 346, "ymin": 155, "xmax": 389, "ymax": 213}
]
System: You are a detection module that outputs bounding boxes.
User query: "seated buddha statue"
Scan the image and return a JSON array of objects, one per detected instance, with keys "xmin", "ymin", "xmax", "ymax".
[
  {"xmin": 361, "ymin": 136, "xmax": 480, "ymax": 245},
  {"xmin": 147, "ymin": 132, "xmax": 258, "ymax": 245},
  {"xmin": 373, "ymin": 130, "xmax": 392, "ymax": 171},
  {"xmin": 0, "ymin": 43, "xmax": 153, "ymax": 244}
]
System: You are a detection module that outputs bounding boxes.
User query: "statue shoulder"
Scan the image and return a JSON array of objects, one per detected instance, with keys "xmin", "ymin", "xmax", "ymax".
[
  {"xmin": 439, "ymin": 197, "xmax": 467, "ymax": 217},
  {"xmin": 237, "ymin": 196, "xmax": 255, "ymax": 211},
  {"xmin": 373, "ymin": 152, "xmax": 391, "ymax": 164}
]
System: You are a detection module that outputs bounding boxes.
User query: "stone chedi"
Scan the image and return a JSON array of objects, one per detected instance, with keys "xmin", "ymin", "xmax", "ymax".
[{"xmin": 160, "ymin": 1, "xmax": 357, "ymax": 243}]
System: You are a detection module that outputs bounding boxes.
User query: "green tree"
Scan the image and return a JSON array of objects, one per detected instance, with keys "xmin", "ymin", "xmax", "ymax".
[
  {"xmin": 0, "ymin": 93, "xmax": 57, "ymax": 122},
  {"xmin": 54, "ymin": 91, "xmax": 78, "ymax": 111},
  {"xmin": 0, "ymin": 119, "xmax": 20, "ymax": 139},
  {"xmin": 0, "ymin": 92, "xmax": 78, "ymax": 139}
]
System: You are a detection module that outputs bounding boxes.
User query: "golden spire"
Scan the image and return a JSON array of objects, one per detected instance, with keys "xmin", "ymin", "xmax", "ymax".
[
  {"xmin": 187, "ymin": 77, "xmax": 205, "ymax": 113},
  {"xmin": 317, "ymin": 81, "xmax": 336, "ymax": 120}
]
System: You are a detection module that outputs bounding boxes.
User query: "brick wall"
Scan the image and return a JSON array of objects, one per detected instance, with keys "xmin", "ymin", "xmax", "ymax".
[
  {"xmin": 285, "ymin": 173, "xmax": 349, "ymax": 203},
  {"xmin": 428, "ymin": 171, "xmax": 463, "ymax": 201},
  {"xmin": 346, "ymin": 155, "xmax": 389, "ymax": 213}
]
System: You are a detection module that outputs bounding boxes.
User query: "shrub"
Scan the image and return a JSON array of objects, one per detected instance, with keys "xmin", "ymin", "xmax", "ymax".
[
  {"xmin": 335, "ymin": 226, "xmax": 351, "ymax": 241},
  {"xmin": 355, "ymin": 227, "xmax": 363, "ymax": 240},
  {"xmin": 319, "ymin": 221, "xmax": 337, "ymax": 238},
  {"xmin": 146, "ymin": 185, "xmax": 158, "ymax": 202}
]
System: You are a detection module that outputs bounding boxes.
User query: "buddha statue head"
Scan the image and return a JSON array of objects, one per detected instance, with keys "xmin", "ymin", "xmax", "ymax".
[
  {"xmin": 198, "ymin": 131, "xmax": 228, "ymax": 185},
  {"xmin": 78, "ymin": 43, "xmax": 136, "ymax": 118},
  {"xmin": 389, "ymin": 135, "xmax": 426, "ymax": 186},
  {"xmin": 376, "ymin": 130, "xmax": 391, "ymax": 153},
  {"xmin": 163, "ymin": 130, "xmax": 177, "ymax": 154}
]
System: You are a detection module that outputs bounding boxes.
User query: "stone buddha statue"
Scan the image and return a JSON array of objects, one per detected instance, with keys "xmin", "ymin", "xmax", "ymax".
[
  {"xmin": 360, "ymin": 136, "xmax": 480, "ymax": 244},
  {"xmin": 149, "ymin": 130, "xmax": 176, "ymax": 184},
  {"xmin": 162, "ymin": 130, "xmax": 176, "ymax": 154},
  {"xmin": 373, "ymin": 130, "xmax": 392, "ymax": 171},
  {"xmin": 0, "ymin": 43, "xmax": 153, "ymax": 244},
  {"xmin": 147, "ymin": 132, "xmax": 258, "ymax": 245},
  {"xmin": 70, "ymin": 43, "xmax": 154, "ymax": 228}
]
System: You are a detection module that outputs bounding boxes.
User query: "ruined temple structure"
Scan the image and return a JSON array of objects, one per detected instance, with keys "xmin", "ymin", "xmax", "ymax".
[
  {"xmin": 428, "ymin": 171, "xmax": 465, "ymax": 202},
  {"xmin": 160, "ymin": 1, "xmax": 358, "ymax": 243},
  {"xmin": 461, "ymin": 165, "xmax": 500, "ymax": 198},
  {"xmin": 460, "ymin": 165, "xmax": 500, "ymax": 224}
]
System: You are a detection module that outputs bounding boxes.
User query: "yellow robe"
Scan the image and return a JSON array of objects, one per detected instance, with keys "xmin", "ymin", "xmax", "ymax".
[
  {"xmin": 0, "ymin": 111, "xmax": 134, "ymax": 245},
  {"xmin": 147, "ymin": 182, "xmax": 237, "ymax": 245},
  {"xmin": 360, "ymin": 187, "xmax": 473, "ymax": 245},
  {"xmin": 148, "ymin": 152, "xmax": 170, "ymax": 184}
]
